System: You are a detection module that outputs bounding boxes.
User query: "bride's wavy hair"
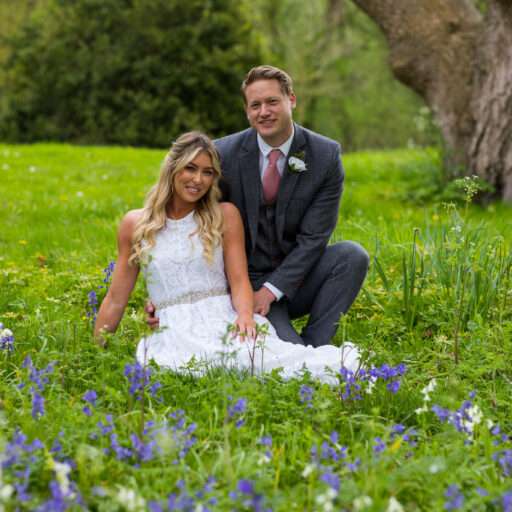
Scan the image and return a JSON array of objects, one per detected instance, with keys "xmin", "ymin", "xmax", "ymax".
[{"xmin": 130, "ymin": 131, "xmax": 223, "ymax": 266}]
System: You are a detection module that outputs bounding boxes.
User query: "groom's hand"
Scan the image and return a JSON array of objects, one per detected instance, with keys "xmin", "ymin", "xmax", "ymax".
[
  {"xmin": 145, "ymin": 301, "xmax": 159, "ymax": 329},
  {"xmin": 253, "ymin": 287, "xmax": 276, "ymax": 317}
]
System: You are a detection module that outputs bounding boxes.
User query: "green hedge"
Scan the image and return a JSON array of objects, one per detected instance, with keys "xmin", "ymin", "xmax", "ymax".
[{"xmin": 0, "ymin": 0, "xmax": 263, "ymax": 146}]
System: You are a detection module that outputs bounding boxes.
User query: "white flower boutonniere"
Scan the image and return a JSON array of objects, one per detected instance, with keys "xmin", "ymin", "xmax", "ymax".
[{"xmin": 288, "ymin": 152, "xmax": 307, "ymax": 173}]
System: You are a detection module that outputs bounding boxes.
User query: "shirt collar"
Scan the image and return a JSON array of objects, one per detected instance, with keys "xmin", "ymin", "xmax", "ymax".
[{"xmin": 257, "ymin": 125, "xmax": 295, "ymax": 158}]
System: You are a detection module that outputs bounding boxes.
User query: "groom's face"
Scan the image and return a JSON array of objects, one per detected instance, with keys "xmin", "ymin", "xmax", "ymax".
[{"xmin": 244, "ymin": 79, "xmax": 296, "ymax": 147}]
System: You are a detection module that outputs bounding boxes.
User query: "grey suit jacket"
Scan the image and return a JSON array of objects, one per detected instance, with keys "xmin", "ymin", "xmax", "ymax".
[{"xmin": 215, "ymin": 123, "xmax": 344, "ymax": 300}]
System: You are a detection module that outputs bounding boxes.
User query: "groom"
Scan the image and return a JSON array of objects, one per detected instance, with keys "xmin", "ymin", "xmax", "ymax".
[{"xmin": 151, "ymin": 65, "xmax": 369, "ymax": 347}]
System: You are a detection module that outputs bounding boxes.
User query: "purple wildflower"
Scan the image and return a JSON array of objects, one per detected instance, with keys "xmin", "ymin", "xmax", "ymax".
[
  {"xmin": 31, "ymin": 390, "xmax": 45, "ymax": 419},
  {"xmin": 493, "ymin": 449, "xmax": 512, "ymax": 477},
  {"xmin": 0, "ymin": 323, "xmax": 14, "ymax": 351},
  {"xmin": 444, "ymin": 484, "xmax": 464, "ymax": 510},
  {"xmin": 87, "ymin": 290, "xmax": 98, "ymax": 322},
  {"xmin": 320, "ymin": 471, "xmax": 340, "ymax": 492},
  {"xmin": 230, "ymin": 479, "xmax": 270, "ymax": 512},
  {"xmin": 130, "ymin": 434, "xmax": 156, "ymax": 462},
  {"xmin": 36, "ymin": 479, "xmax": 82, "ymax": 512},
  {"xmin": 502, "ymin": 492, "xmax": 512, "ymax": 512},
  {"xmin": 259, "ymin": 435, "xmax": 272, "ymax": 460},
  {"xmin": 227, "ymin": 397, "xmax": 247, "ymax": 428},
  {"xmin": 345, "ymin": 457, "xmax": 361, "ymax": 472},
  {"xmin": 299, "ymin": 384, "xmax": 314, "ymax": 407},
  {"xmin": 82, "ymin": 389, "xmax": 97, "ymax": 416},
  {"xmin": 339, "ymin": 367, "xmax": 362, "ymax": 400},
  {"xmin": 124, "ymin": 361, "xmax": 153, "ymax": 400},
  {"xmin": 102, "ymin": 261, "xmax": 115, "ymax": 286},
  {"xmin": 373, "ymin": 437, "xmax": 386, "ymax": 454}
]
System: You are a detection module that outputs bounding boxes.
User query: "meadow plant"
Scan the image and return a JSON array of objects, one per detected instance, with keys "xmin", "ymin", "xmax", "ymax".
[
  {"xmin": 0, "ymin": 323, "xmax": 14, "ymax": 351},
  {"xmin": 1, "ymin": 144, "xmax": 511, "ymax": 509}
]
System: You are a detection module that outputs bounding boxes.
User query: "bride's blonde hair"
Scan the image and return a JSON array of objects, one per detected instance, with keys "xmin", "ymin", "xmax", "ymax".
[{"xmin": 130, "ymin": 131, "xmax": 223, "ymax": 265}]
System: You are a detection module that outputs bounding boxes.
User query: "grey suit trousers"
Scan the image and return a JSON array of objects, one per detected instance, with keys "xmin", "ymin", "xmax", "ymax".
[{"xmin": 265, "ymin": 241, "xmax": 369, "ymax": 347}]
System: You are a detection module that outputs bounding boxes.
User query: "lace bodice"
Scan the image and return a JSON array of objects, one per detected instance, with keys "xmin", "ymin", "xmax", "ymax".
[{"xmin": 144, "ymin": 211, "xmax": 227, "ymax": 309}]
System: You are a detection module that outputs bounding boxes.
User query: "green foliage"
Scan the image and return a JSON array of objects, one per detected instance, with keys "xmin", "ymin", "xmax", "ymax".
[
  {"xmin": 0, "ymin": 0, "xmax": 263, "ymax": 146},
  {"xmin": 252, "ymin": 0, "xmax": 439, "ymax": 151},
  {"xmin": 1, "ymin": 143, "xmax": 512, "ymax": 509}
]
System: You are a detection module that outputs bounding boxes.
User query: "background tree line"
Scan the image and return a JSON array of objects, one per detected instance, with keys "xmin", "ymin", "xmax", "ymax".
[{"xmin": 0, "ymin": 0, "xmax": 434, "ymax": 151}]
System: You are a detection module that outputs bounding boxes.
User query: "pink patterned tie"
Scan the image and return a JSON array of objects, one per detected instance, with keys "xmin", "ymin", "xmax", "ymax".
[{"xmin": 262, "ymin": 149, "xmax": 282, "ymax": 204}]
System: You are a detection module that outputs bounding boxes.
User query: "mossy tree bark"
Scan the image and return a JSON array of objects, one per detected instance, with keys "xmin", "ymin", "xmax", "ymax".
[{"xmin": 352, "ymin": 0, "xmax": 512, "ymax": 201}]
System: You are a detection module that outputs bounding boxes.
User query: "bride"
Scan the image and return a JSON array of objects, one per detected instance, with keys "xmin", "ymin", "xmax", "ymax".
[{"xmin": 94, "ymin": 132, "xmax": 360, "ymax": 382}]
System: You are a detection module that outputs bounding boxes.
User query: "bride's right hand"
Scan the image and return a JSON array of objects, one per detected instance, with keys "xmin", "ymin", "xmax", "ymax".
[{"xmin": 233, "ymin": 313, "xmax": 257, "ymax": 341}]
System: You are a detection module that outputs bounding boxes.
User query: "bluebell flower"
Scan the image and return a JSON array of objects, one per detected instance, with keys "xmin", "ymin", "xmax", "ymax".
[
  {"xmin": 124, "ymin": 361, "xmax": 160, "ymax": 401},
  {"xmin": 227, "ymin": 397, "xmax": 247, "ymax": 428},
  {"xmin": 0, "ymin": 324, "xmax": 14, "ymax": 351},
  {"xmin": 102, "ymin": 261, "xmax": 115, "ymax": 286},
  {"xmin": 299, "ymin": 384, "xmax": 314, "ymax": 407},
  {"xmin": 345, "ymin": 457, "xmax": 361, "ymax": 472},
  {"xmin": 502, "ymin": 492, "xmax": 512, "ymax": 512},
  {"xmin": 82, "ymin": 389, "xmax": 97, "ymax": 416},
  {"xmin": 444, "ymin": 484, "xmax": 464, "ymax": 510},
  {"xmin": 320, "ymin": 471, "xmax": 340, "ymax": 492},
  {"xmin": 87, "ymin": 290, "xmax": 98, "ymax": 322},
  {"xmin": 373, "ymin": 437, "xmax": 386, "ymax": 454},
  {"xmin": 493, "ymin": 449, "xmax": 512, "ymax": 477}
]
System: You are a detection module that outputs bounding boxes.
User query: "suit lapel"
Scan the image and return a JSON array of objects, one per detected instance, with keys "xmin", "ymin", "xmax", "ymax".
[
  {"xmin": 276, "ymin": 124, "xmax": 306, "ymax": 230},
  {"xmin": 239, "ymin": 130, "xmax": 261, "ymax": 250}
]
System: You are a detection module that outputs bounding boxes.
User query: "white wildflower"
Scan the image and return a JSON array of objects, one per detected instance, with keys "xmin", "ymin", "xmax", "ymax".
[
  {"xmin": 421, "ymin": 379, "xmax": 437, "ymax": 400},
  {"xmin": 52, "ymin": 460, "xmax": 72, "ymax": 494},
  {"xmin": 415, "ymin": 405, "xmax": 429, "ymax": 415},
  {"xmin": 353, "ymin": 495, "xmax": 373, "ymax": 510},
  {"xmin": 386, "ymin": 496, "xmax": 404, "ymax": 512},
  {"xmin": 315, "ymin": 488, "xmax": 337, "ymax": 512},
  {"xmin": 116, "ymin": 486, "xmax": 146, "ymax": 512},
  {"xmin": 366, "ymin": 378, "xmax": 376, "ymax": 395},
  {"xmin": 302, "ymin": 463, "xmax": 316, "ymax": 478}
]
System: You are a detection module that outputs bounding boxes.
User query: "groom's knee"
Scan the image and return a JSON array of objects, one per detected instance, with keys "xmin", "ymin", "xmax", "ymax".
[{"xmin": 328, "ymin": 241, "xmax": 369, "ymax": 277}]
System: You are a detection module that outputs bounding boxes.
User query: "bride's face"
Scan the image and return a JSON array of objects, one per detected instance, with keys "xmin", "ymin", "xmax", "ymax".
[{"xmin": 172, "ymin": 151, "xmax": 215, "ymax": 206}]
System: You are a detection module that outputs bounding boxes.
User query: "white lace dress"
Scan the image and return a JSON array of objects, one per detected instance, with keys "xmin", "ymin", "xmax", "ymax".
[{"xmin": 135, "ymin": 211, "xmax": 360, "ymax": 382}]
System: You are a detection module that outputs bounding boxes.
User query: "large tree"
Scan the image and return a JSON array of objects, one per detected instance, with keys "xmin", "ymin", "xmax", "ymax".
[{"xmin": 352, "ymin": 0, "xmax": 512, "ymax": 201}]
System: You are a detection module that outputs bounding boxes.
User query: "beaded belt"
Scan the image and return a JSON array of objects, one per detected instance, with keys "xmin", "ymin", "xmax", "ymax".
[{"xmin": 155, "ymin": 288, "xmax": 229, "ymax": 310}]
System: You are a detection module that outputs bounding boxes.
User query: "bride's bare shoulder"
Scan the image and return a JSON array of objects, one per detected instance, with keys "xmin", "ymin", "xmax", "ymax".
[
  {"xmin": 220, "ymin": 202, "xmax": 241, "ymax": 223},
  {"xmin": 118, "ymin": 209, "xmax": 144, "ymax": 239}
]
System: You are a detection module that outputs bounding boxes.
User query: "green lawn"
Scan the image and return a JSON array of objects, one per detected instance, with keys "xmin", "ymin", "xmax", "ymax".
[{"xmin": 0, "ymin": 143, "xmax": 511, "ymax": 511}]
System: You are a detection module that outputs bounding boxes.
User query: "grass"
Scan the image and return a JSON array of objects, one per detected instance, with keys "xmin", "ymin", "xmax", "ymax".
[{"xmin": 0, "ymin": 142, "xmax": 511, "ymax": 511}]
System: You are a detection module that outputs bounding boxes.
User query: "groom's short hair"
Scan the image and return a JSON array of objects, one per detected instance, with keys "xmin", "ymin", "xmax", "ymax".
[{"xmin": 241, "ymin": 65, "xmax": 294, "ymax": 102}]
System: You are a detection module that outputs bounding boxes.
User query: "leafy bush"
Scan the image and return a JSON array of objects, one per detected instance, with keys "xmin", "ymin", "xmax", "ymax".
[{"xmin": 0, "ymin": 0, "xmax": 263, "ymax": 146}]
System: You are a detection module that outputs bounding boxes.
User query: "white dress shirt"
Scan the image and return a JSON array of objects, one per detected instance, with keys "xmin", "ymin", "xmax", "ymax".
[{"xmin": 256, "ymin": 129, "xmax": 294, "ymax": 301}]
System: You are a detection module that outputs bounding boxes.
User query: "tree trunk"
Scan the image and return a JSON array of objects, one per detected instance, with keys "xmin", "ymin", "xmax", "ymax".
[{"xmin": 351, "ymin": 0, "xmax": 512, "ymax": 201}]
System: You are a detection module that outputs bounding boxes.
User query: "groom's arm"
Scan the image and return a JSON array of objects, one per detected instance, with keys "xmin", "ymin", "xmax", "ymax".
[{"xmin": 265, "ymin": 144, "xmax": 344, "ymax": 300}]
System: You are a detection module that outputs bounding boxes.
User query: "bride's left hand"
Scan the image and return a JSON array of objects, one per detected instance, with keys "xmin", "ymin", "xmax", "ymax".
[{"xmin": 233, "ymin": 314, "xmax": 257, "ymax": 341}]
